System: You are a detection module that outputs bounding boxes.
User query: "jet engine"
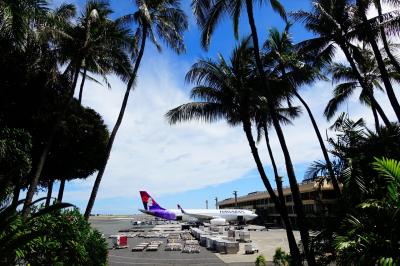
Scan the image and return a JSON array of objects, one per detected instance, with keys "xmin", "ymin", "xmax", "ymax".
[{"xmin": 210, "ymin": 218, "xmax": 226, "ymax": 225}]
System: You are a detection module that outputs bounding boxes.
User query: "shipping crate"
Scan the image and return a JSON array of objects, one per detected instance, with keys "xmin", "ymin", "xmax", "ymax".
[{"xmin": 111, "ymin": 235, "xmax": 128, "ymax": 249}]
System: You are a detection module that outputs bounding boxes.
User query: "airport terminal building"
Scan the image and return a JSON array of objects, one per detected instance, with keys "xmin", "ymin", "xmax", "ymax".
[{"xmin": 218, "ymin": 180, "xmax": 338, "ymax": 228}]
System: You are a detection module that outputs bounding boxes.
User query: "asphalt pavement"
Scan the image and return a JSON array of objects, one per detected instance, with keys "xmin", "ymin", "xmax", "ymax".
[{"xmin": 90, "ymin": 218, "xmax": 230, "ymax": 266}]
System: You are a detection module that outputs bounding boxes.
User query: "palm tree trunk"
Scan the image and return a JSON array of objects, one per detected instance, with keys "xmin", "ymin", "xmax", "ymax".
[
  {"xmin": 11, "ymin": 178, "xmax": 21, "ymax": 208},
  {"xmin": 371, "ymin": 94, "xmax": 391, "ymax": 126},
  {"xmin": 263, "ymin": 125, "xmax": 301, "ymax": 263},
  {"xmin": 56, "ymin": 68, "xmax": 87, "ymax": 204},
  {"xmin": 242, "ymin": 117, "xmax": 301, "ymax": 264},
  {"xmin": 269, "ymin": 110, "xmax": 316, "ymax": 265},
  {"xmin": 359, "ymin": 10, "xmax": 400, "ymax": 121},
  {"xmin": 78, "ymin": 67, "xmax": 87, "ymax": 104},
  {"xmin": 22, "ymin": 65, "xmax": 81, "ymax": 219},
  {"xmin": 244, "ymin": 1, "xmax": 315, "ymax": 264},
  {"xmin": 376, "ymin": 2, "xmax": 400, "ymax": 74},
  {"xmin": 84, "ymin": 26, "xmax": 147, "ymax": 220},
  {"xmin": 23, "ymin": 125, "xmax": 57, "ymax": 218},
  {"xmin": 294, "ymin": 91, "xmax": 341, "ymax": 197},
  {"xmin": 372, "ymin": 104, "xmax": 380, "ymax": 133},
  {"xmin": 263, "ymin": 125, "xmax": 283, "ymax": 203},
  {"xmin": 58, "ymin": 179, "xmax": 65, "ymax": 202},
  {"xmin": 45, "ymin": 180, "xmax": 53, "ymax": 207},
  {"xmin": 338, "ymin": 41, "xmax": 391, "ymax": 127}
]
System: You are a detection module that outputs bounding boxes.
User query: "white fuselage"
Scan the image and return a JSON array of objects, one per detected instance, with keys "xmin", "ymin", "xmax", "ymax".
[{"xmin": 169, "ymin": 209, "xmax": 257, "ymax": 223}]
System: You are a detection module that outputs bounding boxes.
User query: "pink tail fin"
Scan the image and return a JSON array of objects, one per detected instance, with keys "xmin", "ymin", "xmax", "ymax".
[{"xmin": 139, "ymin": 191, "xmax": 164, "ymax": 210}]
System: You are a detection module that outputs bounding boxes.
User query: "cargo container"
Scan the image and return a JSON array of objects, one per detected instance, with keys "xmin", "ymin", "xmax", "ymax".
[
  {"xmin": 225, "ymin": 241, "xmax": 239, "ymax": 254},
  {"xmin": 112, "ymin": 235, "xmax": 128, "ymax": 249}
]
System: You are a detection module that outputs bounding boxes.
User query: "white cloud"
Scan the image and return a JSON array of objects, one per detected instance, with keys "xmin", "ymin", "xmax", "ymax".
[
  {"xmin": 65, "ymin": 52, "xmax": 255, "ymax": 203},
  {"xmin": 267, "ymin": 80, "xmax": 397, "ymax": 176},
  {"xmin": 367, "ymin": 2, "xmax": 399, "ymax": 18}
]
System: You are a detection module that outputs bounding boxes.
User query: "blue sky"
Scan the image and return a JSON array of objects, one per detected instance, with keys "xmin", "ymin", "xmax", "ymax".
[{"xmin": 46, "ymin": 0, "xmax": 398, "ymax": 214}]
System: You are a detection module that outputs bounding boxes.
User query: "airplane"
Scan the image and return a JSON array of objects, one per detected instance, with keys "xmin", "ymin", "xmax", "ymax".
[{"xmin": 138, "ymin": 191, "xmax": 258, "ymax": 225}]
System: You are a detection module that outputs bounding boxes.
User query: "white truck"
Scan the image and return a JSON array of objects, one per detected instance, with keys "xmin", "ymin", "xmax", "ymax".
[{"xmin": 245, "ymin": 243, "xmax": 259, "ymax": 254}]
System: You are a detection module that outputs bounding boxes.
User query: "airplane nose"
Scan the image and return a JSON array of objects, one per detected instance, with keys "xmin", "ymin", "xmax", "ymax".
[{"xmin": 248, "ymin": 213, "xmax": 258, "ymax": 220}]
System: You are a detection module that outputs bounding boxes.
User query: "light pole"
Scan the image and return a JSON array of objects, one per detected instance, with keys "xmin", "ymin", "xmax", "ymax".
[
  {"xmin": 233, "ymin": 191, "xmax": 238, "ymax": 208},
  {"xmin": 206, "ymin": 200, "xmax": 208, "ymax": 209},
  {"xmin": 215, "ymin": 197, "xmax": 218, "ymax": 209}
]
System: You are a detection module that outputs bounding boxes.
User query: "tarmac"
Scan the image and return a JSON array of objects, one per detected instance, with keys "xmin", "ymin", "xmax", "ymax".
[
  {"xmin": 215, "ymin": 228, "xmax": 300, "ymax": 264},
  {"xmin": 90, "ymin": 216, "xmax": 298, "ymax": 266}
]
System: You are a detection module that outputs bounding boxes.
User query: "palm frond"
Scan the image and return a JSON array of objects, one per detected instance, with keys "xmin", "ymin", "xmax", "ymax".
[
  {"xmin": 190, "ymin": 86, "xmax": 221, "ymax": 102},
  {"xmin": 269, "ymin": 0, "xmax": 287, "ymax": 21},
  {"xmin": 200, "ymin": 0, "xmax": 228, "ymax": 49},
  {"xmin": 324, "ymin": 82, "xmax": 358, "ymax": 120},
  {"xmin": 153, "ymin": 5, "xmax": 188, "ymax": 54},
  {"xmin": 231, "ymin": 0, "xmax": 243, "ymax": 40},
  {"xmin": 329, "ymin": 63, "xmax": 357, "ymax": 84},
  {"xmin": 372, "ymin": 157, "xmax": 400, "ymax": 183},
  {"xmin": 166, "ymin": 102, "xmax": 227, "ymax": 125},
  {"xmin": 191, "ymin": 0, "xmax": 212, "ymax": 26},
  {"xmin": 304, "ymin": 160, "xmax": 328, "ymax": 182},
  {"xmin": 185, "ymin": 59, "xmax": 229, "ymax": 89}
]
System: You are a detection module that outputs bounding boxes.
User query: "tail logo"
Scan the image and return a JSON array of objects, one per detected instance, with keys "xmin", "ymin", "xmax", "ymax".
[
  {"xmin": 148, "ymin": 197, "xmax": 153, "ymax": 209},
  {"xmin": 140, "ymin": 191, "xmax": 164, "ymax": 210},
  {"xmin": 143, "ymin": 197, "xmax": 153, "ymax": 210}
]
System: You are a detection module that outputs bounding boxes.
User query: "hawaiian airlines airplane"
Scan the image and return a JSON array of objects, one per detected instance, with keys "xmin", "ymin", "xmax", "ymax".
[{"xmin": 138, "ymin": 191, "xmax": 258, "ymax": 225}]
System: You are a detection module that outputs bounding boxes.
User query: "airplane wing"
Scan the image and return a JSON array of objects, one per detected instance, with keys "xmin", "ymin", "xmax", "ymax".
[{"xmin": 177, "ymin": 204, "xmax": 218, "ymax": 220}]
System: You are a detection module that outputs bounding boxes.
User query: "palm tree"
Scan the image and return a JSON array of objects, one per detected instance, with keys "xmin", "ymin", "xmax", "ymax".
[
  {"xmin": 77, "ymin": 17, "xmax": 133, "ymax": 104},
  {"xmin": 354, "ymin": 0, "xmax": 400, "ymax": 119},
  {"xmin": 263, "ymin": 26, "xmax": 342, "ymax": 197},
  {"xmin": 254, "ymin": 99, "xmax": 304, "ymax": 263},
  {"xmin": 21, "ymin": 1, "xmax": 129, "ymax": 216},
  {"xmin": 45, "ymin": 180, "xmax": 53, "ymax": 207},
  {"xmin": 54, "ymin": 1, "xmax": 107, "ymax": 203},
  {"xmin": 84, "ymin": 0, "xmax": 188, "ymax": 219},
  {"xmin": 76, "ymin": 0, "xmax": 112, "ymax": 103},
  {"xmin": 370, "ymin": 0, "xmax": 400, "ymax": 74},
  {"xmin": 192, "ymin": 1, "xmax": 316, "ymax": 263},
  {"xmin": 54, "ymin": 1, "xmax": 133, "ymax": 202},
  {"xmin": 167, "ymin": 38, "xmax": 302, "ymax": 264},
  {"xmin": 20, "ymin": 2, "xmax": 83, "ymax": 218},
  {"xmin": 335, "ymin": 158, "xmax": 400, "ymax": 264},
  {"xmin": 0, "ymin": 0, "xmax": 48, "ymax": 50},
  {"xmin": 63, "ymin": 0, "xmax": 133, "ymax": 104},
  {"xmin": 293, "ymin": 0, "xmax": 399, "ymax": 123},
  {"xmin": 325, "ymin": 44, "xmax": 395, "ymax": 132}
]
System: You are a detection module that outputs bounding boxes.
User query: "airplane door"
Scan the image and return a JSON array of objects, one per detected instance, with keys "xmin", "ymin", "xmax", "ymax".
[{"xmin": 237, "ymin": 215, "xmax": 246, "ymax": 225}]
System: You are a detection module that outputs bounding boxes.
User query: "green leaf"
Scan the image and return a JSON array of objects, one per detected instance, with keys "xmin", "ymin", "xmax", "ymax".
[{"xmin": 373, "ymin": 157, "xmax": 400, "ymax": 182}]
